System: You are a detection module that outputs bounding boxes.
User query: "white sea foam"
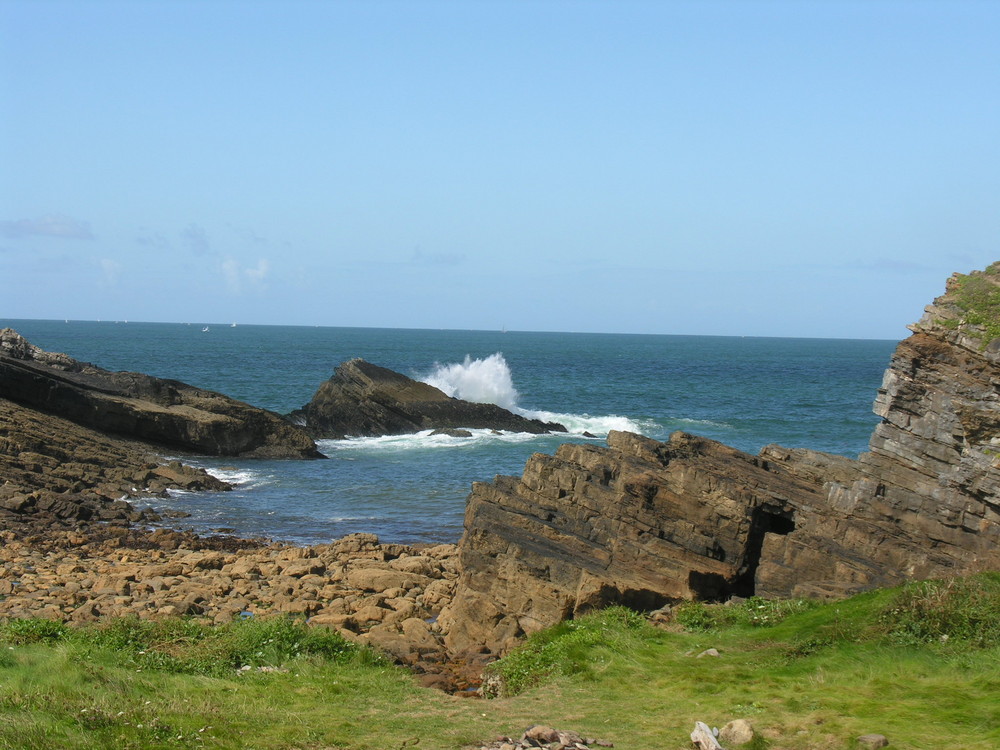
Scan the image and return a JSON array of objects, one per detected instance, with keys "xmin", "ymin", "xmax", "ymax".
[
  {"xmin": 204, "ymin": 466, "xmax": 270, "ymax": 488},
  {"xmin": 319, "ymin": 429, "xmax": 540, "ymax": 455},
  {"xmin": 421, "ymin": 352, "xmax": 519, "ymax": 410},
  {"xmin": 328, "ymin": 515, "xmax": 379, "ymax": 523},
  {"xmin": 518, "ymin": 408, "xmax": 651, "ymax": 437}
]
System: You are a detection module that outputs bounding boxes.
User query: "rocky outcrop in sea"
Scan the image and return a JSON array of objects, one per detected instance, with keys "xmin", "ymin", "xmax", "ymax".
[
  {"xmin": 439, "ymin": 265, "xmax": 1000, "ymax": 657},
  {"xmin": 0, "ymin": 328, "xmax": 322, "ymax": 459},
  {"xmin": 295, "ymin": 357, "xmax": 567, "ymax": 439}
]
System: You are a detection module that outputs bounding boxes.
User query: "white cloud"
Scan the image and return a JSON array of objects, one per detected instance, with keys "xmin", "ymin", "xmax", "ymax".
[
  {"xmin": 222, "ymin": 257, "xmax": 270, "ymax": 294},
  {"xmin": 0, "ymin": 214, "xmax": 94, "ymax": 240}
]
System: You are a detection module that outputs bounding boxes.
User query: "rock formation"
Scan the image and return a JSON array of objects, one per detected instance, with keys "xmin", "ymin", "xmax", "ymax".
[
  {"xmin": 0, "ymin": 393, "xmax": 233, "ymax": 535},
  {"xmin": 1, "ymin": 328, "xmax": 323, "ymax": 459},
  {"xmin": 440, "ymin": 265, "xmax": 1000, "ymax": 657},
  {"xmin": 296, "ymin": 358, "xmax": 567, "ymax": 439}
]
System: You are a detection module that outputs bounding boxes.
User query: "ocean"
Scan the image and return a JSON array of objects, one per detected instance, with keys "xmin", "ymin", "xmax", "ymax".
[{"xmin": 1, "ymin": 319, "xmax": 898, "ymax": 546}]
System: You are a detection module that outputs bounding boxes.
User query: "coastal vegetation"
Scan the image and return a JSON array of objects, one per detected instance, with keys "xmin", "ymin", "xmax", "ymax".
[
  {"xmin": 2, "ymin": 574, "xmax": 998, "ymax": 749},
  {"xmin": 944, "ymin": 261, "xmax": 1000, "ymax": 343}
]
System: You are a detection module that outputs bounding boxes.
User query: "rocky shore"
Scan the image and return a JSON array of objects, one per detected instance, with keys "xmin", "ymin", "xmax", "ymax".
[
  {"xmin": 3, "ymin": 264, "xmax": 1000, "ymax": 697},
  {"xmin": 0, "ymin": 327, "xmax": 322, "ymax": 459},
  {"xmin": 0, "ymin": 523, "xmax": 477, "ymax": 689}
]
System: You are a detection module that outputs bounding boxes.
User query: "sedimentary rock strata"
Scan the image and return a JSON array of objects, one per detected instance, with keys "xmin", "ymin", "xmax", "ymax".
[
  {"xmin": 0, "ymin": 395, "xmax": 230, "ymax": 534},
  {"xmin": 441, "ymin": 266, "xmax": 1000, "ymax": 657},
  {"xmin": 0, "ymin": 328, "xmax": 322, "ymax": 458},
  {"xmin": 296, "ymin": 358, "xmax": 567, "ymax": 438}
]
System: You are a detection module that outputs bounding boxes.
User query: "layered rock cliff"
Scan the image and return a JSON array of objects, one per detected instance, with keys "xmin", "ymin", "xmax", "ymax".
[
  {"xmin": 297, "ymin": 358, "xmax": 567, "ymax": 439},
  {"xmin": 1, "ymin": 329, "xmax": 322, "ymax": 459},
  {"xmin": 440, "ymin": 265, "xmax": 1000, "ymax": 657}
]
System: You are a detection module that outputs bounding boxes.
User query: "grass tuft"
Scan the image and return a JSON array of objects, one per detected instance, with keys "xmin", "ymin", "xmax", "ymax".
[
  {"xmin": 481, "ymin": 605, "xmax": 651, "ymax": 697},
  {"xmin": 673, "ymin": 596, "xmax": 820, "ymax": 632}
]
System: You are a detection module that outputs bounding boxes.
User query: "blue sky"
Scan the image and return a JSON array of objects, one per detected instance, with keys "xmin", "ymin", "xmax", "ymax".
[{"xmin": 1, "ymin": 0, "xmax": 998, "ymax": 339}]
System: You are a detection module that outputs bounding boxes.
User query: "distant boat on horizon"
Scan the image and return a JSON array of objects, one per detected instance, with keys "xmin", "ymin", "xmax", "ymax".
[
  {"xmin": 202, "ymin": 326, "xmax": 210, "ymax": 332},
  {"xmin": 231, "ymin": 322, "xmax": 237, "ymax": 328}
]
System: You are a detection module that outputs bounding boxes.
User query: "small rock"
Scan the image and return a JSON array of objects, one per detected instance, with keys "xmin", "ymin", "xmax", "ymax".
[
  {"xmin": 523, "ymin": 725, "xmax": 560, "ymax": 744},
  {"xmin": 696, "ymin": 648, "xmax": 720, "ymax": 658},
  {"xmin": 856, "ymin": 734, "xmax": 889, "ymax": 749},
  {"xmin": 720, "ymin": 719, "xmax": 756, "ymax": 746}
]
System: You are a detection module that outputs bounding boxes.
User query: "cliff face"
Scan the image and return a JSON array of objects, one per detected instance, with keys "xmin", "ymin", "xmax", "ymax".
[{"xmin": 440, "ymin": 266, "xmax": 1000, "ymax": 657}]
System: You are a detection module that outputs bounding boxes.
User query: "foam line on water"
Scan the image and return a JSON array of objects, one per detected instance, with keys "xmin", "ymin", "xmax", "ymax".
[
  {"xmin": 668, "ymin": 416, "xmax": 735, "ymax": 430},
  {"xmin": 517, "ymin": 408, "xmax": 651, "ymax": 437},
  {"xmin": 320, "ymin": 429, "xmax": 541, "ymax": 454}
]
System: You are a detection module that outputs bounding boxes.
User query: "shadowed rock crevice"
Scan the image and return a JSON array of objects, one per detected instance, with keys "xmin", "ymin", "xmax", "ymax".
[{"xmin": 732, "ymin": 507, "xmax": 796, "ymax": 598}]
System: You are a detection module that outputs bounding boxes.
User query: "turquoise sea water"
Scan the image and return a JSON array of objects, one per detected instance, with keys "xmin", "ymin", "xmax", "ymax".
[{"xmin": 1, "ymin": 319, "xmax": 897, "ymax": 545}]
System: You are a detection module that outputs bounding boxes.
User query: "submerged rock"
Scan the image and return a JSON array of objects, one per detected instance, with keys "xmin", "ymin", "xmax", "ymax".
[{"xmin": 296, "ymin": 358, "xmax": 567, "ymax": 439}]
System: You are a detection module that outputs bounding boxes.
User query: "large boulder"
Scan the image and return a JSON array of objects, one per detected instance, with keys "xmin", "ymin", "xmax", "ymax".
[
  {"xmin": 296, "ymin": 358, "xmax": 566, "ymax": 439},
  {"xmin": 0, "ymin": 329, "xmax": 323, "ymax": 458}
]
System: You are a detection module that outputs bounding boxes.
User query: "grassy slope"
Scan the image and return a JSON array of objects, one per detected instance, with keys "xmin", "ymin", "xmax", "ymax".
[{"xmin": 1, "ymin": 575, "xmax": 998, "ymax": 750}]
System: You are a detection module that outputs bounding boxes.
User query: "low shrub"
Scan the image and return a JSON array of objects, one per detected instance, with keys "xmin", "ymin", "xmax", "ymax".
[
  {"xmin": 0, "ymin": 618, "xmax": 68, "ymax": 645},
  {"xmin": 877, "ymin": 573, "xmax": 1000, "ymax": 648}
]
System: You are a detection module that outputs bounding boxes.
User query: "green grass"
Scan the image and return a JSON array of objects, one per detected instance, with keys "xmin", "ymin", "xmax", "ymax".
[
  {"xmin": 946, "ymin": 262, "xmax": 1000, "ymax": 344},
  {"xmin": 1, "ymin": 574, "xmax": 999, "ymax": 749}
]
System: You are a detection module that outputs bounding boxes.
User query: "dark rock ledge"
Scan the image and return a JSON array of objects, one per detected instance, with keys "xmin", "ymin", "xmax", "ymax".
[{"xmin": 1, "ymin": 328, "xmax": 323, "ymax": 459}]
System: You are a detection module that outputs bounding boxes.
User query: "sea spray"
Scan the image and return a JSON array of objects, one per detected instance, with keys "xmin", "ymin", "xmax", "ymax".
[
  {"xmin": 420, "ymin": 353, "xmax": 649, "ymax": 437},
  {"xmin": 421, "ymin": 353, "xmax": 520, "ymax": 410}
]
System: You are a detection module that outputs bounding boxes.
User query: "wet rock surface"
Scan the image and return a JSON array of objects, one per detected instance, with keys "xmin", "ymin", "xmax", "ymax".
[{"xmin": 296, "ymin": 358, "xmax": 567, "ymax": 439}]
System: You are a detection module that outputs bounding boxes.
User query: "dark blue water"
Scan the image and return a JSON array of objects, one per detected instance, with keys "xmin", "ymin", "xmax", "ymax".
[{"xmin": 1, "ymin": 319, "xmax": 896, "ymax": 545}]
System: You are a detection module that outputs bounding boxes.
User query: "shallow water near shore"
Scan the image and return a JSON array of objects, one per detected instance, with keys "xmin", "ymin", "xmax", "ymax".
[{"xmin": 3, "ymin": 318, "xmax": 896, "ymax": 545}]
